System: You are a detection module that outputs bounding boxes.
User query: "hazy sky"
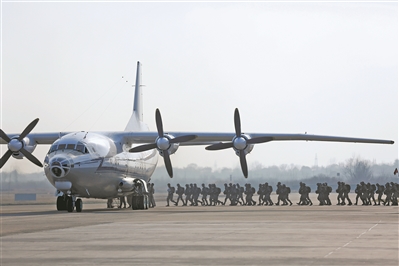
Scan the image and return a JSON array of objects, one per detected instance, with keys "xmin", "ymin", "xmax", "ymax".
[{"xmin": 1, "ymin": 2, "xmax": 398, "ymax": 174}]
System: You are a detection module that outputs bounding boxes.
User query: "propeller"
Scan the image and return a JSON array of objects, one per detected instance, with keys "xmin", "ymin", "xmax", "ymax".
[
  {"xmin": 129, "ymin": 109, "xmax": 197, "ymax": 178},
  {"xmin": 0, "ymin": 118, "xmax": 43, "ymax": 169},
  {"xmin": 206, "ymin": 108, "xmax": 273, "ymax": 178}
]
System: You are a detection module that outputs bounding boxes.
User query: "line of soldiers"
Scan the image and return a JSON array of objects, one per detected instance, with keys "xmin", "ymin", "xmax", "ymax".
[
  {"xmin": 166, "ymin": 182, "xmax": 295, "ymax": 206},
  {"xmin": 166, "ymin": 181, "xmax": 399, "ymax": 207},
  {"xmin": 354, "ymin": 182, "xmax": 398, "ymax": 206}
]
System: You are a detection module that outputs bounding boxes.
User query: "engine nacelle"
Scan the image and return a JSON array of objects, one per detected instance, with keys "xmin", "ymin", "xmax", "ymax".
[
  {"xmin": 11, "ymin": 137, "xmax": 37, "ymax": 159},
  {"xmin": 156, "ymin": 134, "xmax": 179, "ymax": 157},
  {"xmin": 233, "ymin": 134, "xmax": 254, "ymax": 156}
]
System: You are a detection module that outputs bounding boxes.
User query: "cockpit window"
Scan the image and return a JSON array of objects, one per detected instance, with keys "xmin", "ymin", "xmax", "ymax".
[
  {"xmin": 49, "ymin": 145, "xmax": 57, "ymax": 153},
  {"xmin": 58, "ymin": 144, "xmax": 66, "ymax": 150},
  {"xmin": 66, "ymin": 144, "xmax": 75, "ymax": 150},
  {"xmin": 76, "ymin": 142, "xmax": 89, "ymax": 154}
]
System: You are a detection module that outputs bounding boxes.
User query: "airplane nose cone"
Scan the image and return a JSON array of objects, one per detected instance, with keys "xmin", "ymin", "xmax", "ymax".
[{"xmin": 49, "ymin": 156, "xmax": 72, "ymax": 178}]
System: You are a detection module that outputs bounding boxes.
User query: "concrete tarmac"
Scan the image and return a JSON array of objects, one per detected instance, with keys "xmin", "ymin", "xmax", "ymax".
[{"xmin": 1, "ymin": 202, "xmax": 398, "ymax": 265}]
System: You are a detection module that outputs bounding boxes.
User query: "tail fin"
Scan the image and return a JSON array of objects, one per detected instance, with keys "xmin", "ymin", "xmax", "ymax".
[
  {"xmin": 133, "ymin": 61, "xmax": 143, "ymax": 122},
  {"xmin": 125, "ymin": 62, "xmax": 148, "ymax": 132}
]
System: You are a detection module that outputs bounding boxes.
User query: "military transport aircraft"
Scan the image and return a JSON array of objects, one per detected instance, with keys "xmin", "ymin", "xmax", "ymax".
[{"xmin": 0, "ymin": 62, "xmax": 394, "ymax": 212}]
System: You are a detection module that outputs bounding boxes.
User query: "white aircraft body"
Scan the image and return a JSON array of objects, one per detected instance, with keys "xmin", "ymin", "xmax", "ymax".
[{"xmin": 0, "ymin": 62, "xmax": 394, "ymax": 212}]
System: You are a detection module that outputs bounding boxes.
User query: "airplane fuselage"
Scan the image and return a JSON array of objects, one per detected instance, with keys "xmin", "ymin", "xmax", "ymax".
[{"xmin": 44, "ymin": 131, "xmax": 158, "ymax": 198}]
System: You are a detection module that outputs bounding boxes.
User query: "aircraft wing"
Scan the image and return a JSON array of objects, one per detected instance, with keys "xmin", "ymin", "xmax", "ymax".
[
  {"xmin": 0, "ymin": 132, "xmax": 70, "ymax": 145},
  {"xmin": 1, "ymin": 131, "xmax": 393, "ymax": 146},
  {"xmin": 116, "ymin": 131, "xmax": 394, "ymax": 145}
]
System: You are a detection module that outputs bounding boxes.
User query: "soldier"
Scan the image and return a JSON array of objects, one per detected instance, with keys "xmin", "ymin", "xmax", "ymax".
[
  {"xmin": 342, "ymin": 182, "xmax": 352, "ymax": 206},
  {"xmin": 230, "ymin": 184, "xmax": 238, "ymax": 205},
  {"xmin": 354, "ymin": 183, "xmax": 362, "ymax": 205},
  {"xmin": 107, "ymin": 198, "xmax": 113, "ymax": 208},
  {"xmin": 208, "ymin": 184, "xmax": 215, "ymax": 206},
  {"xmin": 376, "ymin": 183, "xmax": 385, "ymax": 205},
  {"xmin": 367, "ymin": 183, "xmax": 377, "ymax": 205},
  {"xmin": 305, "ymin": 183, "xmax": 313, "ymax": 206},
  {"xmin": 336, "ymin": 182, "xmax": 344, "ymax": 205},
  {"xmin": 298, "ymin": 182, "xmax": 308, "ymax": 205},
  {"xmin": 184, "ymin": 184, "xmax": 192, "ymax": 206},
  {"xmin": 192, "ymin": 183, "xmax": 202, "ymax": 206},
  {"xmin": 175, "ymin": 183, "xmax": 185, "ymax": 206},
  {"xmin": 148, "ymin": 183, "xmax": 156, "ymax": 208},
  {"xmin": 360, "ymin": 182, "xmax": 369, "ymax": 205},
  {"xmin": 244, "ymin": 183, "xmax": 256, "ymax": 205},
  {"xmin": 223, "ymin": 183, "xmax": 231, "ymax": 206},
  {"xmin": 236, "ymin": 183, "xmax": 246, "ymax": 205},
  {"xmin": 166, "ymin": 183, "xmax": 176, "ymax": 207},
  {"xmin": 384, "ymin": 183, "xmax": 392, "ymax": 206},
  {"xmin": 119, "ymin": 196, "xmax": 126, "ymax": 208},
  {"xmin": 280, "ymin": 184, "xmax": 292, "ymax": 206},
  {"xmin": 201, "ymin": 183, "xmax": 209, "ymax": 206},
  {"xmin": 275, "ymin": 182, "xmax": 282, "ymax": 205},
  {"xmin": 390, "ymin": 182, "xmax": 398, "ymax": 206},
  {"xmin": 257, "ymin": 184, "xmax": 265, "ymax": 206},
  {"xmin": 215, "ymin": 184, "xmax": 224, "ymax": 205},
  {"xmin": 264, "ymin": 182, "xmax": 274, "ymax": 206}
]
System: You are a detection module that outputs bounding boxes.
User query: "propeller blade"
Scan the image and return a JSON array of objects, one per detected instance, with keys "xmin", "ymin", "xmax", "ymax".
[
  {"xmin": 20, "ymin": 149, "xmax": 43, "ymax": 168},
  {"xmin": 239, "ymin": 150, "xmax": 248, "ymax": 178},
  {"xmin": 247, "ymin": 136, "xmax": 273, "ymax": 144},
  {"xmin": 129, "ymin": 143, "xmax": 158, "ymax": 153},
  {"xmin": 0, "ymin": 129, "xmax": 11, "ymax": 143},
  {"xmin": 234, "ymin": 108, "xmax": 241, "ymax": 136},
  {"xmin": 169, "ymin": 135, "xmax": 197, "ymax": 144},
  {"xmin": 18, "ymin": 118, "xmax": 39, "ymax": 141},
  {"xmin": 0, "ymin": 150, "xmax": 13, "ymax": 169},
  {"xmin": 163, "ymin": 151, "xmax": 173, "ymax": 178},
  {"xmin": 155, "ymin": 109, "xmax": 164, "ymax": 137},
  {"xmin": 205, "ymin": 142, "xmax": 234, "ymax": 151}
]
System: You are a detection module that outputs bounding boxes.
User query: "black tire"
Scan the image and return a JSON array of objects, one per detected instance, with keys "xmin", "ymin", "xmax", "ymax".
[
  {"xmin": 76, "ymin": 199, "xmax": 83, "ymax": 212},
  {"xmin": 132, "ymin": 196, "xmax": 139, "ymax": 210},
  {"xmin": 66, "ymin": 197, "xmax": 74, "ymax": 212},
  {"xmin": 138, "ymin": 195, "xmax": 144, "ymax": 209},
  {"xmin": 56, "ymin": 196, "xmax": 66, "ymax": 211}
]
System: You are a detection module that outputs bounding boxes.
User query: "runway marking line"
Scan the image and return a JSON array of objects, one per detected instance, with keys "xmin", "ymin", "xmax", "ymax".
[{"xmin": 324, "ymin": 220, "xmax": 381, "ymax": 258}]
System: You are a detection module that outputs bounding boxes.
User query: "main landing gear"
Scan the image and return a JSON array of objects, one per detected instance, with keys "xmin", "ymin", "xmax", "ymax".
[
  {"xmin": 131, "ymin": 195, "xmax": 149, "ymax": 210},
  {"xmin": 56, "ymin": 195, "xmax": 83, "ymax": 212}
]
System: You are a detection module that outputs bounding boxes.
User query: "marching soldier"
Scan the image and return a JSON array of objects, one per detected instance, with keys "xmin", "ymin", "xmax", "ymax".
[
  {"xmin": 166, "ymin": 183, "xmax": 176, "ymax": 207},
  {"xmin": 175, "ymin": 183, "xmax": 185, "ymax": 206}
]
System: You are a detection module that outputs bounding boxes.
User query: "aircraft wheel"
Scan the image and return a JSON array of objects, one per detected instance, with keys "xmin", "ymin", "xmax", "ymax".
[
  {"xmin": 56, "ymin": 196, "xmax": 66, "ymax": 211},
  {"xmin": 132, "ymin": 196, "xmax": 139, "ymax": 210},
  {"xmin": 76, "ymin": 199, "xmax": 83, "ymax": 212},
  {"xmin": 66, "ymin": 197, "xmax": 74, "ymax": 212},
  {"xmin": 138, "ymin": 195, "xmax": 144, "ymax": 209}
]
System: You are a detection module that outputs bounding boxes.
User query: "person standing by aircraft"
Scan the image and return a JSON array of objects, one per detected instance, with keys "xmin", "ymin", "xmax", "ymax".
[
  {"xmin": 166, "ymin": 183, "xmax": 176, "ymax": 207},
  {"xmin": 149, "ymin": 183, "xmax": 156, "ymax": 208},
  {"xmin": 119, "ymin": 196, "xmax": 126, "ymax": 208}
]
